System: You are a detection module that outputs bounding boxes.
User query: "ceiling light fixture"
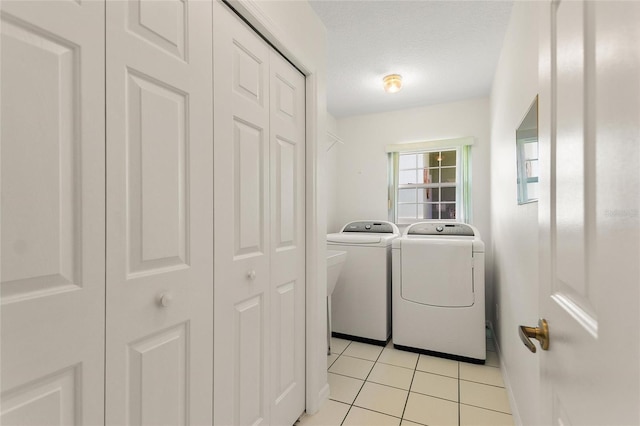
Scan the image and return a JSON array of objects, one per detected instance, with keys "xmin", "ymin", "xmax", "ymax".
[{"xmin": 383, "ymin": 74, "xmax": 403, "ymax": 93}]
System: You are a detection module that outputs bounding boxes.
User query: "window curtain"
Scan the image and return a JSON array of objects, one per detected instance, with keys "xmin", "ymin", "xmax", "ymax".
[
  {"xmin": 461, "ymin": 144, "xmax": 472, "ymax": 223},
  {"xmin": 388, "ymin": 152, "xmax": 399, "ymax": 222}
]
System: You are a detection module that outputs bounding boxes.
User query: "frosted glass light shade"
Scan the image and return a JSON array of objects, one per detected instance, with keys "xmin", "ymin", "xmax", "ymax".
[{"xmin": 383, "ymin": 74, "xmax": 403, "ymax": 93}]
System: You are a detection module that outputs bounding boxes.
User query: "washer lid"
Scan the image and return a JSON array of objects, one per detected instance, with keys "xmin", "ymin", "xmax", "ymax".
[{"xmin": 327, "ymin": 233, "xmax": 384, "ymax": 245}]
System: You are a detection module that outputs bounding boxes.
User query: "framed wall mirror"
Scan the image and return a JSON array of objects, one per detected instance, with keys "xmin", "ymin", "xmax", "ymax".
[{"xmin": 516, "ymin": 96, "xmax": 539, "ymax": 204}]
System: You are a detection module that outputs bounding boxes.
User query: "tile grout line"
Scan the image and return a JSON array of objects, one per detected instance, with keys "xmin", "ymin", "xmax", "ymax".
[
  {"xmin": 334, "ymin": 340, "xmax": 355, "ymax": 426},
  {"xmin": 399, "ymin": 351, "xmax": 421, "ymax": 423},
  {"xmin": 350, "ymin": 404, "xmax": 405, "ymax": 421},
  {"xmin": 459, "ymin": 401, "xmax": 512, "ymax": 416},
  {"xmin": 338, "ymin": 353, "xmax": 387, "ymax": 364},
  {"xmin": 414, "ymin": 368, "xmax": 460, "ymax": 381},
  {"xmin": 327, "ymin": 339, "xmax": 512, "ymax": 426},
  {"xmin": 459, "ymin": 377, "xmax": 506, "ymax": 389},
  {"xmin": 458, "ymin": 361, "xmax": 461, "ymax": 426},
  {"xmin": 403, "ymin": 389, "xmax": 461, "ymax": 405},
  {"xmin": 339, "ymin": 340, "xmax": 385, "ymax": 426}
]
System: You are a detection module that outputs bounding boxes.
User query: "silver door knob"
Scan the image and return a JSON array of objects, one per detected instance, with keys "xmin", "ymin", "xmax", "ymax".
[{"xmin": 247, "ymin": 270, "xmax": 256, "ymax": 280}]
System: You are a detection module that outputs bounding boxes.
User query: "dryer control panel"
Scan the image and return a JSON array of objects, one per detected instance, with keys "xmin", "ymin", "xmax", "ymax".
[
  {"xmin": 408, "ymin": 222, "xmax": 475, "ymax": 236},
  {"xmin": 343, "ymin": 221, "xmax": 395, "ymax": 233}
]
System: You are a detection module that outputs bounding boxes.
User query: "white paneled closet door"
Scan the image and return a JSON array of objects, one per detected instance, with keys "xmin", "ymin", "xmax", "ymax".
[
  {"xmin": 268, "ymin": 50, "xmax": 306, "ymax": 426},
  {"xmin": 105, "ymin": 1, "xmax": 214, "ymax": 425},
  {"xmin": 0, "ymin": 1, "xmax": 106, "ymax": 425},
  {"xmin": 213, "ymin": 2, "xmax": 306, "ymax": 425},
  {"xmin": 213, "ymin": 4, "xmax": 270, "ymax": 424}
]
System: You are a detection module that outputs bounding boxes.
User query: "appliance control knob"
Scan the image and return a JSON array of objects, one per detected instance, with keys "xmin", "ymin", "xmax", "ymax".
[{"xmin": 436, "ymin": 226, "xmax": 444, "ymax": 232}]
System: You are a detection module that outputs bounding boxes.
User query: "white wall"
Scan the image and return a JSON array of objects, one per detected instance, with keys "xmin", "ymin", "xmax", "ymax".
[
  {"xmin": 332, "ymin": 98, "xmax": 493, "ymax": 318},
  {"xmin": 489, "ymin": 2, "xmax": 539, "ymax": 425}
]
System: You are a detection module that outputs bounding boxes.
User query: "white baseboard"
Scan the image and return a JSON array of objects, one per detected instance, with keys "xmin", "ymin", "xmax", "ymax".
[{"xmin": 487, "ymin": 321, "xmax": 523, "ymax": 426}]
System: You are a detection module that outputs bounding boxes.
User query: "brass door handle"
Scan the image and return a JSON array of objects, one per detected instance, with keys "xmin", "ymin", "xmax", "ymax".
[{"xmin": 518, "ymin": 318, "xmax": 550, "ymax": 353}]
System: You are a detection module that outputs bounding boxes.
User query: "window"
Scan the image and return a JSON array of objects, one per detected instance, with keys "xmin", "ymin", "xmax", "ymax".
[
  {"xmin": 387, "ymin": 138, "xmax": 472, "ymax": 224},
  {"xmin": 396, "ymin": 149, "xmax": 459, "ymax": 221}
]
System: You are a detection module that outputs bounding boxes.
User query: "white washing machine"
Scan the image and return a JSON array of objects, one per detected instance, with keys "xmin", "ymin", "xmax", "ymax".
[
  {"xmin": 392, "ymin": 222, "xmax": 486, "ymax": 363},
  {"xmin": 327, "ymin": 220, "xmax": 400, "ymax": 345}
]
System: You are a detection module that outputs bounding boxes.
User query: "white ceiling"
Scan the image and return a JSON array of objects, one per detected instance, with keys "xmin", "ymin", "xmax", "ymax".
[{"xmin": 308, "ymin": 0, "xmax": 514, "ymax": 118}]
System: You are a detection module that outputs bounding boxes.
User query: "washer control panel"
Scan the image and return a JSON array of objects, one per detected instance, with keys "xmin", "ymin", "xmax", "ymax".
[
  {"xmin": 408, "ymin": 222, "xmax": 475, "ymax": 236},
  {"xmin": 343, "ymin": 221, "xmax": 395, "ymax": 233}
]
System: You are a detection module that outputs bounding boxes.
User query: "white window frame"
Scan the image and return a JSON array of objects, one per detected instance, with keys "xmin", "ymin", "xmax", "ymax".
[{"xmin": 386, "ymin": 137, "xmax": 473, "ymax": 225}]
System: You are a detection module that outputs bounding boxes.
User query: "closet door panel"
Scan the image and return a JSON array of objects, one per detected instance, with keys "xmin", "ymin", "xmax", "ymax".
[
  {"xmin": 127, "ymin": 323, "xmax": 189, "ymax": 426},
  {"xmin": 234, "ymin": 118, "xmax": 267, "ymax": 257},
  {"xmin": 213, "ymin": 2, "xmax": 270, "ymax": 424},
  {"xmin": 126, "ymin": 71, "xmax": 189, "ymax": 275},
  {"xmin": 106, "ymin": 1, "xmax": 213, "ymax": 425},
  {"xmin": 0, "ymin": 2, "xmax": 105, "ymax": 425},
  {"xmin": 269, "ymin": 51, "xmax": 306, "ymax": 426}
]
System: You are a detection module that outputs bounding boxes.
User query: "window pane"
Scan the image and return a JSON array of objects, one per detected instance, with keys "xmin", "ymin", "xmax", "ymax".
[
  {"xmin": 440, "ymin": 150, "xmax": 456, "ymax": 167},
  {"xmin": 398, "ymin": 204, "xmax": 417, "ymax": 219},
  {"xmin": 417, "ymin": 153, "xmax": 429, "ymax": 168},
  {"xmin": 429, "ymin": 152, "xmax": 440, "ymax": 167},
  {"xmin": 399, "ymin": 170, "xmax": 417, "ymax": 184},
  {"xmin": 399, "ymin": 154, "xmax": 417, "ymax": 170},
  {"xmin": 414, "ymin": 169, "xmax": 432, "ymax": 184},
  {"xmin": 441, "ymin": 167, "xmax": 456, "ymax": 183},
  {"xmin": 414, "ymin": 203, "xmax": 435, "ymax": 220},
  {"xmin": 441, "ymin": 203, "xmax": 456, "ymax": 219},
  {"xmin": 441, "ymin": 187, "xmax": 456, "ymax": 202},
  {"xmin": 424, "ymin": 169, "xmax": 440, "ymax": 183},
  {"xmin": 523, "ymin": 142, "xmax": 538, "ymax": 159},
  {"xmin": 426, "ymin": 203, "xmax": 440, "ymax": 219},
  {"xmin": 398, "ymin": 188, "xmax": 417, "ymax": 203},
  {"xmin": 418, "ymin": 188, "xmax": 439, "ymax": 202},
  {"xmin": 418, "ymin": 188, "xmax": 427, "ymax": 202},
  {"xmin": 416, "ymin": 188, "xmax": 431, "ymax": 202},
  {"xmin": 526, "ymin": 159, "xmax": 539, "ymax": 178}
]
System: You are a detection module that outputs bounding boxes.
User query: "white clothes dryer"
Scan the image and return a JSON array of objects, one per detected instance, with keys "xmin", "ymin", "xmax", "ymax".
[
  {"xmin": 392, "ymin": 222, "xmax": 486, "ymax": 363},
  {"xmin": 327, "ymin": 221, "xmax": 400, "ymax": 345}
]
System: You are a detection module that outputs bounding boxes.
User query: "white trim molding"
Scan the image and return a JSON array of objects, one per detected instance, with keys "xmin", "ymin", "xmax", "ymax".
[
  {"xmin": 385, "ymin": 136, "xmax": 474, "ymax": 153},
  {"xmin": 487, "ymin": 321, "xmax": 523, "ymax": 426}
]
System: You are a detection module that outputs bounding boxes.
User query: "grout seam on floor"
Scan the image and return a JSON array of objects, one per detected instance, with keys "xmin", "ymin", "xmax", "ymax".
[
  {"xmin": 339, "ymin": 340, "xmax": 386, "ymax": 426},
  {"xmin": 399, "ymin": 352, "xmax": 420, "ymax": 422},
  {"xmin": 324, "ymin": 337, "xmax": 512, "ymax": 426}
]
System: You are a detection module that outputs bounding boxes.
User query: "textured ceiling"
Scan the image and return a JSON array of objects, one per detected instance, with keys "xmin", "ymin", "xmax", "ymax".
[{"xmin": 308, "ymin": 0, "xmax": 514, "ymax": 118}]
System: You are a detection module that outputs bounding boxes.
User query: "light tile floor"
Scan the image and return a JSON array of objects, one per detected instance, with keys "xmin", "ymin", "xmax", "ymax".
[{"xmin": 298, "ymin": 332, "xmax": 514, "ymax": 426}]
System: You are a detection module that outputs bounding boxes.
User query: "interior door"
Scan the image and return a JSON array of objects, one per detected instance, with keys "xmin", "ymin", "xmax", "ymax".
[
  {"xmin": 0, "ymin": 1, "xmax": 105, "ymax": 424},
  {"xmin": 269, "ymin": 50, "xmax": 306, "ymax": 426},
  {"xmin": 537, "ymin": 1, "xmax": 640, "ymax": 424},
  {"xmin": 105, "ymin": 1, "xmax": 214, "ymax": 425},
  {"xmin": 213, "ymin": 2, "xmax": 306, "ymax": 424},
  {"xmin": 213, "ymin": 3, "xmax": 271, "ymax": 424}
]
